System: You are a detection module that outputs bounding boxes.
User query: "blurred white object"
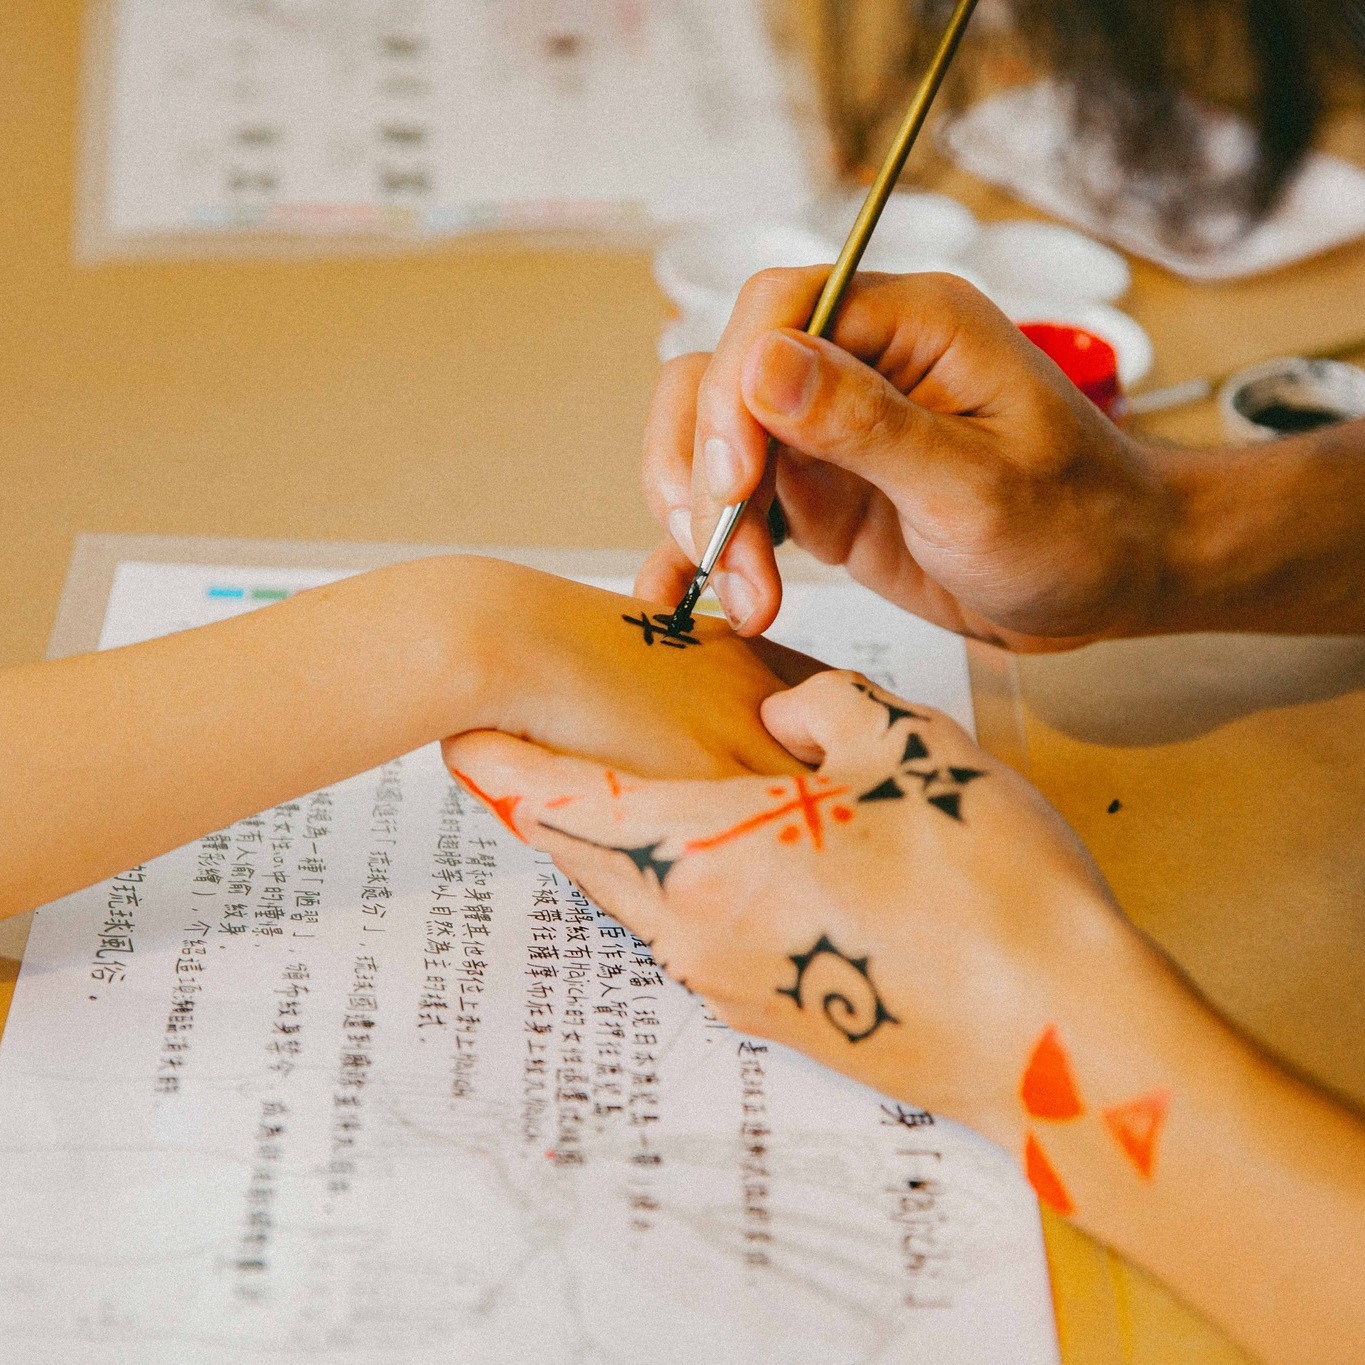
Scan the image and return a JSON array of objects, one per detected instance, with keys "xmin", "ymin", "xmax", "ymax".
[
  {"xmin": 941, "ymin": 82, "xmax": 1365, "ymax": 280},
  {"xmin": 1219, "ymin": 357, "xmax": 1365, "ymax": 441},
  {"xmin": 965, "ymin": 221, "xmax": 1129, "ymax": 303},
  {"xmin": 656, "ymin": 255, "xmax": 988, "ymax": 362},
  {"xmin": 654, "ymin": 220, "xmax": 837, "ymax": 316},
  {"xmin": 806, "ymin": 190, "xmax": 980, "ymax": 271},
  {"xmin": 653, "ymin": 190, "xmax": 1152, "ymax": 386},
  {"xmin": 85, "ymin": 0, "xmax": 825, "ymax": 256}
]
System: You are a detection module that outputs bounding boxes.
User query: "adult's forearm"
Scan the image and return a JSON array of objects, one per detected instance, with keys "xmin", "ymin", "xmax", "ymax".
[
  {"xmin": 1155, "ymin": 418, "xmax": 1365, "ymax": 634},
  {"xmin": 0, "ymin": 555, "xmax": 494, "ymax": 919}
]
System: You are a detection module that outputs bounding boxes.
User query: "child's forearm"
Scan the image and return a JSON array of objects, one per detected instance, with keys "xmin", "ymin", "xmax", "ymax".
[
  {"xmin": 0, "ymin": 556, "xmax": 496, "ymax": 919},
  {"xmin": 1049, "ymin": 967, "xmax": 1365, "ymax": 1365}
]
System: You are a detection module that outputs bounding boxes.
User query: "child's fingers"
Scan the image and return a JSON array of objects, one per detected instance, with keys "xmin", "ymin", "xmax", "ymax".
[
  {"xmin": 529, "ymin": 819, "xmax": 673, "ymax": 950},
  {"xmin": 760, "ymin": 669, "xmax": 937, "ymax": 770},
  {"xmin": 442, "ymin": 731, "xmax": 691, "ymax": 947},
  {"xmin": 441, "ymin": 730, "xmax": 623, "ymax": 840}
]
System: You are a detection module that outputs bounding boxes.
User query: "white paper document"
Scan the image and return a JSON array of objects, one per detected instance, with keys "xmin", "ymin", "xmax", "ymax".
[
  {"xmin": 88, "ymin": 0, "xmax": 818, "ymax": 253},
  {"xmin": 0, "ymin": 560, "xmax": 1058, "ymax": 1364}
]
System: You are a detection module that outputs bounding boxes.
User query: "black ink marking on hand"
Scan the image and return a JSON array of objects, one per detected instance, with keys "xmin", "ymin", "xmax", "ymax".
[
  {"xmin": 853, "ymin": 681, "xmax": 930, "ymax": 730},
  {"xmin": 880, "ymin": 1102, "xmax": 935, "ymax": 1129},
  {"xmin": 622, "ymin": 611, "xmax": 701, "ymax": 649},
  {"xmin": 540, "ymin": 821, "xmax": 678, "ymax": 887},
  {"xmin": 778, "ymin": 934, "xmax": 898, "ymax": 1044},
  {"xmin": 856, "ymin": 728, "xmax": 987, "ymax": 820}
]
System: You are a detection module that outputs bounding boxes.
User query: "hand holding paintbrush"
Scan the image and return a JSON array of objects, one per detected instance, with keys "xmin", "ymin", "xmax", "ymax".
[{"xmin": 666, "ymin": 0, "xmax": 981, "ymax": 632}]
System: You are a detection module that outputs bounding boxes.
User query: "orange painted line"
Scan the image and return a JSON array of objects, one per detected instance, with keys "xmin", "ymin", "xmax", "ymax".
[
  {"xmin": 793, "ymin": 775, "xmax": 824, "ymax": 850},
  {"xmin": 683, "ymin": 780, "xmax": 850, "ymax": 854},
  {"xmin": 448, "ymin": 768, "xmax": 524, "ymax": 841}
]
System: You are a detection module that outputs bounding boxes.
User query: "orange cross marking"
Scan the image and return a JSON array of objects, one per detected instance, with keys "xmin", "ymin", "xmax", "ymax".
[
  {"xmin": 545, "ymin": 769, "xmax": 635, "ymax": 815},
  {"xmin": 684, "ymin": 775, "xmax": 852, "ymax": 854},
  {"xmin": 448, "ymin": 769, "xmax": 524, "ymax": 841}
]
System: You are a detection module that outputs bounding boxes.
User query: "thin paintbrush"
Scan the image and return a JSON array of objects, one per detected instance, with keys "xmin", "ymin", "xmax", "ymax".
[{"xmin": 668, "ymin": 0, "xmax": 981, "ymax": 631}]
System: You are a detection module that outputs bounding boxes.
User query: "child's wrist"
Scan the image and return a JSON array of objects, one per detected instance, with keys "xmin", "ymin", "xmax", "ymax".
[{"xmin": 404, "ymin": 554, "xmax": 518, "ymax": 740}]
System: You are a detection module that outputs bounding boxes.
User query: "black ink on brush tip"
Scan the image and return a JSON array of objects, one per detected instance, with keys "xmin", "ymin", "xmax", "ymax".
[
  {"xmin": 778, "ymin": 934, "xmax": 898, "ymax": 1044},
  {"xmin": 539, "ymin": 822, "xmax": 679, "ymax": 888},
  {"xmin": 623, "ymin": 611, "xmax": 700, "ymax": 649}
]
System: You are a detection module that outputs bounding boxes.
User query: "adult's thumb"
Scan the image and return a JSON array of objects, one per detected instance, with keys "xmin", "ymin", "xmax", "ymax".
[{"xmin": 740, "ymin": 330, "xmax": 935, "ymax": 488}]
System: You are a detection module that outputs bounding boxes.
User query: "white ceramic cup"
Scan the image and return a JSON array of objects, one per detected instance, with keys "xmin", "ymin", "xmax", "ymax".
[
  {"xmin": 653, "ymin": 219, "xmax": 837, "ymax": 317},
  {"xmin": 806, "ymin": 190, "xmax": 980, "ymax": 272},
  {"xmin": 966, "ymin": 221, "xmax": 1131, "ymax": 305},
  {"xmin": 1219, "ymin": 357, "xmax": 1365, "ymax": 442}
]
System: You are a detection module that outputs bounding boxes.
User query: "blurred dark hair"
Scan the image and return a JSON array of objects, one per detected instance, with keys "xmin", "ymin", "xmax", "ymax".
[{"xmin": 908, "ymin": 0, "xmax": 1365, "ymax": 238}]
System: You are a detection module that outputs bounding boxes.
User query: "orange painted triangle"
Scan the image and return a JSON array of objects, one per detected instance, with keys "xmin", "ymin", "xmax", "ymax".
[
  {"xmin": 1020, "ymin": 1024, "xmax": 1085, "ymax": 1120},
  {"xmin": 448, "ymin": 769, "xmax": 524, "ymax": 841},
  {"xmin": 1024, "ymin": 1131, "xmax": 1075, "ymax": 1216},
  {"xmin": 1102, "ymin": 1089, "xmax": 1171, "ymax": 1180}
]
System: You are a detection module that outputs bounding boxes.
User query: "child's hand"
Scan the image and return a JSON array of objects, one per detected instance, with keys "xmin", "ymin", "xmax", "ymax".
[
  {"xmin": 636, "ymin": 269, "xmax": 1175, "ymax": 650},
  {"xmin": 444, "ymin": 667, "xmax": 1180, "ymax": 1147},
  {"xmin": 456, "ymin": 558, "xmax": 817, "ymax": 780}
]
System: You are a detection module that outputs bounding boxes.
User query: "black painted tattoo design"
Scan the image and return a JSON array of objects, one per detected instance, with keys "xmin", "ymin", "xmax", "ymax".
[
  {"xmin": 853, "ymin": 684, "xmax": 985, "ymax": 821},
  {"xmin": 880, "ymin": 1102, "xmax": 935, "ymax": 1129},
  {"xmin": 539, "ymin": 821, "xmax": 679, "ymax": 887},
  {"xmin": 778, "ymin": 934, "xmax": 898, "ymax": 1044},
  {"xmin": 622, "ymin": 611, "xmax": 701, "ymax": 649},
  {"xmin": 853, "ymin": 681, "xmax": 930, "ymax": 729}
]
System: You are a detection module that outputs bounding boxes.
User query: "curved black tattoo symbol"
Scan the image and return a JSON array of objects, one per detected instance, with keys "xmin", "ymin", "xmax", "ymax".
[
  {"xmin": 778, "ymin": 935, "xmax": 899, "ymax": 1044},
  {"xmin": 622, "ymin": 612, "xmax": 700, "ymax": 649},
  {"xmin": 539, "ymin": 821, "xmax": 678, "ymax": 887}
]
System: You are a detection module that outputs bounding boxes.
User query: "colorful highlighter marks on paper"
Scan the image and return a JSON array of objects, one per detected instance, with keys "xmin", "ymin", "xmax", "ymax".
[{"xmin": 206, "ymin": 586, "xmax": 291, "ymax": 602}]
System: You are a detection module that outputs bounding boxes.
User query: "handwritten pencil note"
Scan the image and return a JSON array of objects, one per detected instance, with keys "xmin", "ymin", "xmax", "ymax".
[
  {"xmin": 87, "ymin": 0, "xmax": 819, "ymax": 254},
  {"xmin": 0, "ymin": 561, "xmax": 1058, "ymax": 1364}
]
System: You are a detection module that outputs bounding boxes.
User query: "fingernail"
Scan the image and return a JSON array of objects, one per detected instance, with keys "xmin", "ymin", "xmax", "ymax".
[
  {"xmin": 703, "ymin": 435, "xmax": 743, "ymax": 503},
  {"xmin": 667, "ymin": 507, "xmax": 697, "ymax": 562},
  {"xmin": 754, "ymin": 333, "xmax": 818, "ymax": 416},
  {"xmin": 712, "ymin": 570, "xmax": 757, "ymax": 631}
]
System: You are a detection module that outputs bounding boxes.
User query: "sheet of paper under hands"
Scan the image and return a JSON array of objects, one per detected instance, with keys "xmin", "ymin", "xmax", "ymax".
[{"xmin": 0, "ymin": 562, "xmax": 1058, "ymax": 1364}]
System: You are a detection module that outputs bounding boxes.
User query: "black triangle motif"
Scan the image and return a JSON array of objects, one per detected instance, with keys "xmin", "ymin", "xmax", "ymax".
[
  {"xmin": 927, "ymin": 792, "xmax": 962, "ymax": 820},
  {"xmin": 948, "ymin": 767, "xmax": 985, "ymax": 785},
  {"xmin": 623, "ymin": 842, "xmax": 678, "ymax": 885},
  {"xmin": 857, "ymin": 778, "xmax": 905, "ymax": 803},
  {"xmin": 902, "ymin": 733, "xmax": 929, "ymax": 764}
]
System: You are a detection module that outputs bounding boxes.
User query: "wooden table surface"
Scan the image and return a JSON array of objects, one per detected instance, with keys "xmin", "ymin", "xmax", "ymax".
[{"xmin": 5, "ymin": 4, "xmax": 1365, "ymax": 1362}]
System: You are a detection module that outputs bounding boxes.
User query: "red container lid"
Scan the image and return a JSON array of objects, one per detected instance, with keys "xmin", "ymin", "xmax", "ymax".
[{"xmin": 1018, "ymin": 322, "xmax": 1121, "ymax": 418}]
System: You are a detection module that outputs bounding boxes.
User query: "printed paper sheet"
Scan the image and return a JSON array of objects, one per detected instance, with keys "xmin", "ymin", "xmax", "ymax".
[
  {"xmin": 0, "ymin": 560, "xmax": 1058, "ymax": 1364},
  {"xmin": 86, "ymin": 0, "xmax": 818, "ymax": 253}
]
